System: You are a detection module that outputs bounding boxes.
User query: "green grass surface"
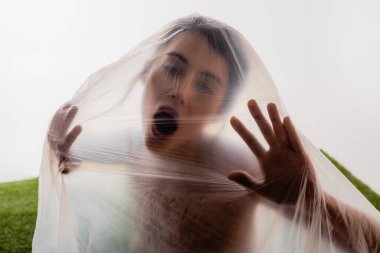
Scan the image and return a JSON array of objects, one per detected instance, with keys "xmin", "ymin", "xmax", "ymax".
[
  {"xmin": 0, "ymin": 178, "xmax": 38, "ymax": 253},
  {"xmin": 0, "ymin": 153, "xmax": 379, "ymax": 252},
  {"xmin": 322, "ymin": 150, "xmax": 380, "ymax": 210}
]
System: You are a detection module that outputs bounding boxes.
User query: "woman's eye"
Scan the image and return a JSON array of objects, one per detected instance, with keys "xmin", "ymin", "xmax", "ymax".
[
  {"xmin": 163, "ymin": 65, "xmax": 181, "ymax": 77},
  {"xmin": 195, "ymin": 82, "xmax": 214, "ymax": 95}
]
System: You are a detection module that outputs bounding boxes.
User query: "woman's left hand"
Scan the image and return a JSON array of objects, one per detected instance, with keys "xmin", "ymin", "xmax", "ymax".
[{"xmin": 228, "ymin": 99, "xmax": 316, "ymax": 205}]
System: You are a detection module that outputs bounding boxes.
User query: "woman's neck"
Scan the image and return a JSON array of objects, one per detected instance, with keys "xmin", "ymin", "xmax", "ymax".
[{"xmin": 154, "ymin": 139, "xmax": 203, "ymax": 164}]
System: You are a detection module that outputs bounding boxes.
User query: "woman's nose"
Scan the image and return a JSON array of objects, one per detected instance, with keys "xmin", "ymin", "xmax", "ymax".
[
  {"xmin": 171, "ymin": 87, "xmax": 186, "ymax": 104},
  {"xmin": 170, "ymin": 93, "xmax": 184, "ymax": 104},
  {"xmin": 170, "ymin": 77, "xmax": 192, "ymax": 104}
]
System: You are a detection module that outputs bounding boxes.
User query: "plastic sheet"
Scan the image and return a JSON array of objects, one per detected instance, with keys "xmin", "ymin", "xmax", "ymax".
[{"xmin": 32, "ymin": 14, "xmax": 380, "ymax": 253}]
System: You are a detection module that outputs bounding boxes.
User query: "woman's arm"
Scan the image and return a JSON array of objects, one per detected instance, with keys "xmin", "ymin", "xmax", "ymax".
[
  {"xmin": 322, "ymin": 193, "xmax": 380, "ymax": 251},
  {"xmin": 229, "ymin": 99, "xmax": 380, "ymax": 251}
]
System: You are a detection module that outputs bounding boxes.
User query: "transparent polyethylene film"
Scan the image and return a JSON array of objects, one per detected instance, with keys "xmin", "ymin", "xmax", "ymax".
[{"xmin": 32, "ymin": 15, "xmax": 380, "ymax": 253}]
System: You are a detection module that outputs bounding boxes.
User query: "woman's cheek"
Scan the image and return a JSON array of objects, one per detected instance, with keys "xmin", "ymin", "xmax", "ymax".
[{"xmin": 193, "ymin": 99, "xmax": 217, "ymax": 117}]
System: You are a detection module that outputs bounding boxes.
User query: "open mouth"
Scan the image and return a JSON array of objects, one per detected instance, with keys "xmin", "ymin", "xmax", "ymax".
[{"xmin": 152, "ymin": 107, "xmax": 178, "ymax": 137}]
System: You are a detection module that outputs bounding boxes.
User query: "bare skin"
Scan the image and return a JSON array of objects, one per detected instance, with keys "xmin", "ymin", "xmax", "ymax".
[
  {"xmin": 49, "ymin": 99, "xmax": 380, "ymax": 252},
  {"xmin": 228, "ymin": 99, "xmax": 380, "ymax": 251},
  {"xmin": 48, "ymin": 103, "xmax": 81, "ymax": 174},
  {"xmin": 229, "ymin": 99, "xmax": 316, "ymax": 205},
  {"xmin": 41, "ymin": 17, "xmax": 380, "ymax": 248}
]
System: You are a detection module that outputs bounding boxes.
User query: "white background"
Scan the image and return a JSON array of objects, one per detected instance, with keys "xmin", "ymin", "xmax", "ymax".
[{"xmin": 0, "ymin": 0, "xmax": 379, "ymax": 192}]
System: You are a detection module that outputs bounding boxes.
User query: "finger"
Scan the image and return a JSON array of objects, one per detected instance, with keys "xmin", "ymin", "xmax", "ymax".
[
  {"xmin": 228, "ymin": 170, "xmax": 263, "ymax": 191},
  {"xmin": 247, "ymin": 100, "xmax": 276, "ymax": 147},
  {"xmin": 283, "ymin": 117, "xmax": 303, "ymax": 153},
  {"xmin": 62, "ymin": 102, "xmax": 72, "ymax": 110},
  {"xmin": 61, "ymin": 168, "xmax": 69, "ymax": 174},
  {"xmin": 54, "ymin": 103, "xmax": 72, "ymax": 123},
  {"xmin": 60, "ymin": 159, "xmax": 81, "ymax": 173},
  {"xmin": 58, "ymin": 156, "xmax": 70, "ymax": 174},
  {"xmin": 57, "ymin": 125, "xmax": 82, "ymax": 153},
  {"xmin": 50, "ymin": 104, "xmax": 74, "ymax": 140},
  {"xmin": 230, "ymin": 116, "xmax": 265, "ymax": 158},
  {"xmin": 61, "ymin": 106, "xmax": 78, "ymax": 135},
  {"xmin": 48, "ymin": 128, "xmax": 63, "ymax": 145},
  {"xmin": 65, "ymin": 125, "xmax": 82, "ymax": 148},
  {"xmin": 267, "ymin": 103, "xmax": 288, "ymax": 145},
  {"xmin": 58, "ymin": 155, "xmax": 69, "ymax": 165},
  {"xmin": 59, "ymin": 163, "xmax": 70, "ymax": 174},
  {"xmin": 54, "ymin": 102, "xmax": 71, "ymax": 117}
]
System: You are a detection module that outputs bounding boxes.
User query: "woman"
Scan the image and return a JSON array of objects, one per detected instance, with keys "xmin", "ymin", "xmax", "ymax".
[{"xmin": 33, "ymin": 15, "xmax": 380, "ymax": 252}]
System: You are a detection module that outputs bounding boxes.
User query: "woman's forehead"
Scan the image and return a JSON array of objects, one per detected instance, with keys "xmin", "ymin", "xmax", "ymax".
[
  {"xmin": 159, "ymin": 31, "xmax": 229, "ymax": 85},
  {"xmin": 163, "ymin": 32, "xmax": 217, "ymax": 58}
]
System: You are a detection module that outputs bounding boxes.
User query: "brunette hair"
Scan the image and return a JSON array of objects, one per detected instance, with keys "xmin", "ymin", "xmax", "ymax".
[{"xmin": 160, "ymin": 15, "xmax": 249, "ymax": 109}]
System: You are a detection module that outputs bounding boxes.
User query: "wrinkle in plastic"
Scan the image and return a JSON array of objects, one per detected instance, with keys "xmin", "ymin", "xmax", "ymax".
[{"xmin": 32, "ymin": 15, "xmax": 380, "ymax": 253}]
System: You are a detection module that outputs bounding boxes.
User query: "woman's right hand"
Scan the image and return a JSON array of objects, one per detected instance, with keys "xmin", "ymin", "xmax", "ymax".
[{"xmin": 48, "ymin": 103, "xmax": 82, "ymax": 174}]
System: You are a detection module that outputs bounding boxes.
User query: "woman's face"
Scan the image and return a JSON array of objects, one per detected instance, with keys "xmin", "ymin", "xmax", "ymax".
[{"xmin": 143, "ymin": 31, "xmax": 229, "ymax": 152}]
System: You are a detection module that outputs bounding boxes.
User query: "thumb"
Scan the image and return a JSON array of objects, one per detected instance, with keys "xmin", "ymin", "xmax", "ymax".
[{"xmin": 228, "ymin": 170, "xmax": 262, "ymax": 191}]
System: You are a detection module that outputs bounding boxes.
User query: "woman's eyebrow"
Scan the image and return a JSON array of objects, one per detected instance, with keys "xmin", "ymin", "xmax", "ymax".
[{"xmin": 167, "ymin": 52, "xmax": 188, "ymax": 64}]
